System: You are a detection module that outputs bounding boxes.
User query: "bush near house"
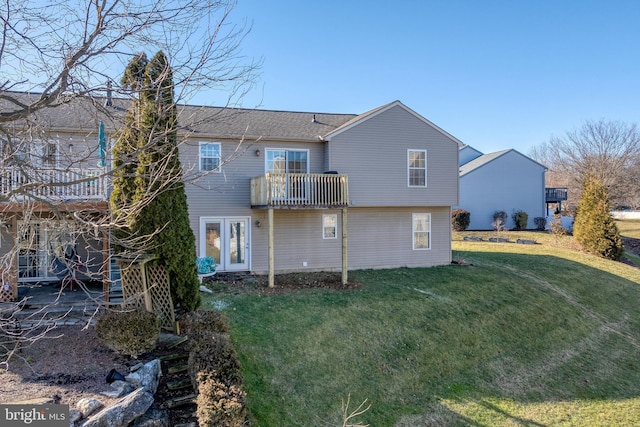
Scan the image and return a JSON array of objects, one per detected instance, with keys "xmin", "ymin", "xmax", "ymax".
[
  {"xmin": 512, "ymin": 210, "xmax": 529, "ymax": 230},
  {"xmin": 534, "ymin": 217, "xmax": 547, "ymax": 230},
  {"xmin": 451, "ymin": 209, "xmax": 471, "ymax": 231},
  {"xmin": 493, "ymin": 210, "xmax": 508, "ymax": 231}
]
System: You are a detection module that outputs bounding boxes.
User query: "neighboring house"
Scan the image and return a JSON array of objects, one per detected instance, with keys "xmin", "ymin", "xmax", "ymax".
[
  {"xmin": 0, "ymin": 94, "xmax": 459, "ymax": 296},
  {"xmin": 456, "ymin": 146, "xmax": 547, "ymax": 230}
]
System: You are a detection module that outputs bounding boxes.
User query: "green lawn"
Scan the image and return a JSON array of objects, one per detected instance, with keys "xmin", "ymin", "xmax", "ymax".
[{"xmin": 202, "ymin": 226, "xmax": 640, "ymax": 426}]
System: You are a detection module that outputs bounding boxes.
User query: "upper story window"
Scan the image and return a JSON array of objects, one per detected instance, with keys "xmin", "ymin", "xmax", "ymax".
[
  {"xmin": 11, "ymin": 140, "xmax": 58, "ymax": 168},
  {"xmin": 266, "ymin": 149, "xmax": 308, "ymax": 173},
  {"xmin": 408, "ymin": 149, "xmax": 427, "ymax": 187},
  {"xmin": 199, "ymin": 142, "xmax": 221, "ymax": 172}
]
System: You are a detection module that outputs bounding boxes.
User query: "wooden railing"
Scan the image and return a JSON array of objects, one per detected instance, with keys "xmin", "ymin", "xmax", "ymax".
[
  {"xmin": 251, "ymin": 173, "xmax": 349, "ymax": 208},
  {"xmin": 546, "ymin": 187, "xmax": 568, "ymax": 202},
  {"xmin": 0, "ymin": 168, "xmax": 108, "ymax": 201}
]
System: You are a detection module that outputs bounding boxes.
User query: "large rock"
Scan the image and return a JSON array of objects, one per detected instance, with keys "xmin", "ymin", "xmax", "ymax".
[
  {"xmin": 126, "ymin": 359, "xmax": 162, "ymax": 393},
  {"xmin": 131, "ymin": 408, "xmax": 169, "ymax": 427},
  {"xmin": 77, "ymin": 398, "xmax": 104, "ymax": 418},
  {"xmin": 81, "ymin": 387, "xmax": 154, "ymax": 427},
  {"xmin": 101, "ymin": 380, "xmax": 135, "ymax": 398}
]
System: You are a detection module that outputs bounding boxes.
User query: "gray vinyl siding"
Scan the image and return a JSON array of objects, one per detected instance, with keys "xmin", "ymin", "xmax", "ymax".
[
  {"xmin": 181, "ymin": 138, "xmax": 327, "ymax": 253},
  {"xmin": 328, "ymin": 104, "xmax": 458, "ymax": 207},
  {"xmin": 248, "ymin": 206, "xmax": 451, "ymax": 274},
  {"xmin": 347, "ymin": 207, "xmax": 451, "ymax": 269},
  {"xmin": 250, "ymin": 210, "xmax": 343, "ymax": 273}
]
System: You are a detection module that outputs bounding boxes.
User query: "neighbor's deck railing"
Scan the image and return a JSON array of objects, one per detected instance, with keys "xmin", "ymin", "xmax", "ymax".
[
  {"xmin": 251, "ymin": 173, "xmax": 349, "ymax": 208},
  {"xmin": 0, "ymin": 168, "xmax": 108, "ymax": 201},
  {"xmin": 545, "ymin": 187, "xmax": 568, "ymax": 202}
]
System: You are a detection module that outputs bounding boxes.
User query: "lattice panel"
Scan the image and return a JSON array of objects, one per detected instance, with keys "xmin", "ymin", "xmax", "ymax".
[
  {"xmin": 145, "ymin": 264, "xmax": 174, "ymax": 330},
  {"xmin": 0, "ymin": 282, "xmax": 15, "ymax": 302},
  {"xmin": 118, "ymin": 262, "xmax": 147, "ymax": 310},
  {"xmin": 0, "ymin": 270, "xmax": 17, "ymax": 302}
]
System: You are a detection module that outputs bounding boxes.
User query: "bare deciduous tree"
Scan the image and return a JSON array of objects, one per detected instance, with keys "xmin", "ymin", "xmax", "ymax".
[
  {"xmin": 530, "ymin": 119, "xmax": 640, "ymax": 210},
  {"xmin": 0, "ymin": 0, "xmax": 259, "ymax": 368}
]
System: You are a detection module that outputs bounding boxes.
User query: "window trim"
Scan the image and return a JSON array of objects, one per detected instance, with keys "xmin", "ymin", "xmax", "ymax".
[
  {"xmin": 407, "ymin": 149, "xmax": 427, "ymax": 188},
  {"xmin": 322, "ymin": 214, "xmax": 337, "ymax": 240},
  {"xmin": 199, "ymin": 142, "xmax": 221, "ymax": 173},
  {"xmin": 412, "ymin": 213, "xmax": 431, "ymax": 250}
]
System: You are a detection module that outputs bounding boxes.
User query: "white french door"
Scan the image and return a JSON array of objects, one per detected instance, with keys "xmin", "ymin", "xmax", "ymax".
[
  {"xmin": 199, "ymin": 217, "xmax": 250, "ymax": 271},
  {"xmin": 17, "ymin": 220, "xmax": 73, "ymax": 281}
]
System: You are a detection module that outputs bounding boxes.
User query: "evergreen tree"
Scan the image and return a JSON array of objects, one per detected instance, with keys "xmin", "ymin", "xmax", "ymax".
[
  {"xmin": 110, "ymin": 51, "xmax": 200, "ymax": 311},
  {"xmin": 573, "ymin": 175, "xmax": 623, "ymax": 260},
  {"xmin": 110, "ymin": 53, "xmax": 148, "ymax": 249}
]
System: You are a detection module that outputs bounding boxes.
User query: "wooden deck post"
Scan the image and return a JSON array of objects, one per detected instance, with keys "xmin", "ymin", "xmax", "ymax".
[
  {"xmin": 268, "ymin": 208, "xmax": 274, "ymax": 288},
  {"xmin": 342, "ymin": 208, "xmax": 348, "ymax": 285}
]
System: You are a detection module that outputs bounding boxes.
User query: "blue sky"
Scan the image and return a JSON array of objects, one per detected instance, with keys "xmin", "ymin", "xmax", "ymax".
[{"xmin": 215, "ymin": 0, "xmax": 640, "ymax": 154}]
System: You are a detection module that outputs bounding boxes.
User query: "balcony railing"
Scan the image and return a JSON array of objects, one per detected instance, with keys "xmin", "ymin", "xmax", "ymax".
[
  {"xmin": 0, "ymin": 168, "xmax": 108, "ymax": 201},
  {"xmin": 546, "ymin": 187, "xmax": 568, "ymax": 202},
  {"xmin": 251, "ymin": 173, "xmax": 349, "ymax": 208}
]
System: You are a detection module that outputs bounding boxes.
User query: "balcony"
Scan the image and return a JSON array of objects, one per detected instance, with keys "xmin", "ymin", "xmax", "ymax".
[
  {"xmin": 0, "ymin": 168, "xmax": 108, "ymax": 202},
  {"xmin": 251, "ymin": 173, "xmax": 349, "ymax": 209},
  {"xmin": 545, "ymin": 187, "xmax": 568, "ymax": 202}
]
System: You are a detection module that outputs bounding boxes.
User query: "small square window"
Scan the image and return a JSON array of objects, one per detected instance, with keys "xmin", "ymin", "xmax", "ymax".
[{"xmin": 323, "ymin": 214, "xmax": 337, "ymax": 239}]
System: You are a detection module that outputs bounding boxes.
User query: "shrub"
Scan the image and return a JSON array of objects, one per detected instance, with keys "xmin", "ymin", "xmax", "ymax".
[
  {"xmin": 573, "ymin": 175, "xmax": 623, "ymax": 260},
  {"xmin": 188, "ymin": 331, "xmax": 243, "ymax": 389},
  {"xmin": 512, "ymin": 210, "xmax": 528, "ymax": 230},
  {"xmin": 549, "ymin": 214, "xmax": 567, "ymax": 237},
  {"xmin": 95, "ymin": 309, "xmax": 160, "ymax": 358},
  {"xmin": 451, "ymin": 209, "xmax": 471, "ymax": 231},
  {"xmin": 534, "ymin": 217, "xmax": 547, "ymax": 230},
  {"xmin": 181, "ymin": 309, "xmax": 230, "ymax": 337},
  {"xmin": 492, "ymin": 211, "xmax": 508, "ymax": 232},
  {"xmin": 196, "ymin": 372, "xmax": 246, "ymax": 427}
]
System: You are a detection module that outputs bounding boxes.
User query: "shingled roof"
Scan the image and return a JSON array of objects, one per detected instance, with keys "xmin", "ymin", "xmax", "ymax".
[{"xmin": 1, "ymin": 91, "xmax": 358, "ymax": 142}]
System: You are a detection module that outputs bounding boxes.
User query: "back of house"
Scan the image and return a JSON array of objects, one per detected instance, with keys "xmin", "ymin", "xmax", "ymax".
[
  {"xmin": 182, "ymin": 101, "xmax": 460, "ymax": 275},
  {"xmin": 0, "ymin": 94, "xmax": 460, "ymax": 294}
]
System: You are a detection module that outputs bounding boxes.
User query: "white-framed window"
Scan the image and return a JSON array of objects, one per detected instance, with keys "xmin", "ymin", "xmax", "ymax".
[
  {"xmin": 265, "ymin": 149, "xmax": 309, "ymax": 174},
  {"xmin": 408, "ymin": 149, "xmax": 427, "ymax": 187},
  {"xmin": 14, "ymin": 139, "xmax": 58, "ymax": 168},
  {"xmin": 412, "ymin": 213, "xmax": 431, "ymax": 250},
  {"xmin": 322, "ymin": 214, "xmax": 337, "ymax": 239},
  {"xmin": 199, "ymin": 142, "xmax": 221, "ymax": 172}
]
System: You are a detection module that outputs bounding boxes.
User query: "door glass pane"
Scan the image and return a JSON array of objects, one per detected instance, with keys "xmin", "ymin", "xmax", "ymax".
[
  {"xmin": 205, "ymin": 223, "xmax": 221, "ymax": 265},
  {"xmin": 229, "ymin": 221, "xmax": 245, "ymax": 265}
]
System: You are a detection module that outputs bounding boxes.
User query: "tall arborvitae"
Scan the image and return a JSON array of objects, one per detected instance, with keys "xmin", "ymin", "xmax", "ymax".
[
  {"xmin": 110, "ymin": 53, "xmax": 148, "ymax": 251},
  {"xmin": 137, "ymin": 51, "xmax": 200, "ymax": 311},
  {"xmin": 573, "ymin": 175, "xmax": 624, "ymax": 260},
  {"xmin": 111, "ymin": 51, "xmax": 200, "ymax": 311}
]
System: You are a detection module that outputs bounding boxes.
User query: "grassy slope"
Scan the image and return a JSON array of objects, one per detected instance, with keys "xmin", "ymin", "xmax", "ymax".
[{"xmin": 203, "ymin": 224, "xmax": 640, "ymax": 426}]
